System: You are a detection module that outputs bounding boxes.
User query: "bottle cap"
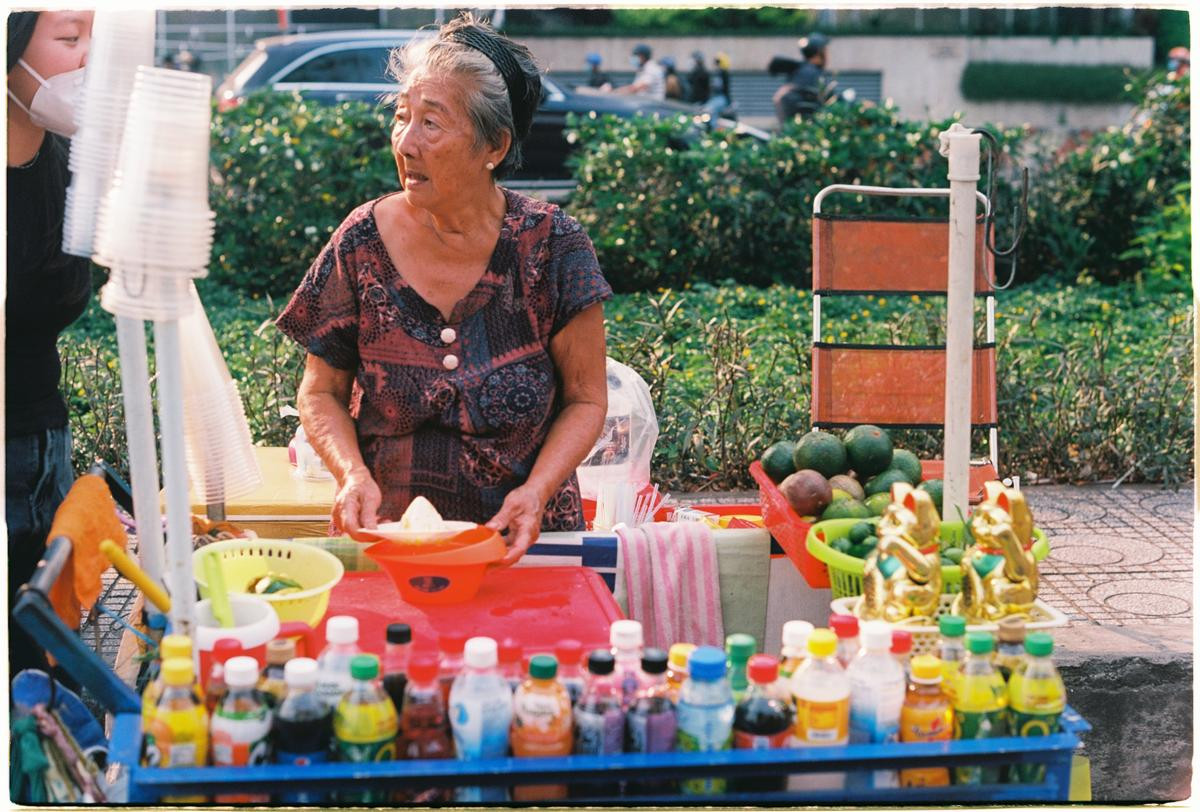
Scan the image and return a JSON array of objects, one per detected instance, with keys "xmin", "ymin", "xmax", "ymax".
[
  {"xmin": 939, "ymin": 614, "xmax": 967, "ymax": 637},
  {"xmin": 224, "ymin": 656, "xmax": 260, "ymax": 688},
  {"xmin": 829, "ymin": 614, "xmax": 859, "ymax": 639},
  {"xmin": 668, "ymin": 643, "xmax": 696, "ymax": 671},
  {"xmin": 408, "ymin": 654, "xmax": 438, "ymax": 684},
  {"xmin": 350, "ymin": 654, "xmax": 380, "ymax": 681},
  {"xmin": 781, "ymin": 620, "xmax": 814, "ymax": 650},
  {"xmin": 284, "ymin": 657, "xmax": 319, "ymax": 689},
  {"xmin": 910, "ymin": 654, "xmax": 942, "ymax": 682},
  {"xmin": 587, "ymin": 649, "xmax": 615, "ymax": 675},
  {"xmin": 725, "ymin": 633, "xmax": 756, "ymax": 661},
  {"xmin": 326, "ymin": 616, "xmax": 359, "ymax": 645},
  {"xmin": 687, "ymin": 646, "xmax": 727, "ymax": 681},
  {"xmin": 438, "ymin": 631, "xmax": 468, "ymax": 655},
  {"xmin": 891, "ymin": 629, "xmax": 913, "ymax": 655},
  {"xmin": 554, "ymin": 639, "xmax": 583, "ymax": 666},
  {"xmin": 998, "ymin": 616, "xmax": 1027, "ymax": 644},
  {"xmin": 860, "ymin": 620, "xmax": 892, "ymax": 651},
  {"xmin": 266, "ymin": 637, "xmax": 296, "ymax": 665},
  {"xmin": 213, "ymin": 637, "xmax": 243, "ymax": 663},
  {"xmin": 529, "ymin": 654, "xmax": 558, "ymax": 680},
  {"xmin": 1025, "ymin": 632, "xmax": 1054, "ymax": 657},
  {"xmin": 386, "ymin": 623, "xmax": 412, "ymax": 645},
  {"xmin": 499, "ymin": 638, "xmax": 522, "ymax": 665},
  {"xmin": 747, "ymin": 654, "xmax": 780, "ymax": 685},
  {"xmin": 160, "ymin": 634, "xmax": 192, "ymax": 661},
  {"xmin": 641, "ymin": 648, "xmax": 669, "ymax": 675},
  {"xmin": 162, "ymin": 657, "xmax": 194, "ymax": 687},
  {"xmin": 965, "ymin": 631, "xmax": 994, "ymax": 654},
  {"xmin": 464, "ymin": 637, "xmax": 498, "ymax": 669},
  {"xmin": 610, "ymin": 619, "xmax": 643, "ymax": 650},
  {"xmin": 807, "ymin": 628, "xmax": 838, "ymax": 658}
]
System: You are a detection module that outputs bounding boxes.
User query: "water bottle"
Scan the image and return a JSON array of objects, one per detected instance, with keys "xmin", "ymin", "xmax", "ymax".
[
  {"xmin": 316, "ymin": 616, "xmax": 360, "ymax": 709},
  {"xmin": 676, "ymin": 646, "xmax": 734, "ymax": 795},
  {"xmin": 847, "ymin": 621, "xmax": 906, "ymax": 789},
  {"xmin": 449, "ymin": 637, "xmax": 514, "ymax": 803}
]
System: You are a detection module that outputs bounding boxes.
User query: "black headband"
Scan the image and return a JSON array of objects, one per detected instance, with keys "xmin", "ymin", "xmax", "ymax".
[{"xmin": 446, "ymin": 28, "xmax": 540, "ymax": 143}]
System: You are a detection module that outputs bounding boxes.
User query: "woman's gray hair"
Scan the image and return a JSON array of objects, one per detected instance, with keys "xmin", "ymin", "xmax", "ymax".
[{"xmin": 386, "ymin": 14, "xmax": 541, "ymax": 180}]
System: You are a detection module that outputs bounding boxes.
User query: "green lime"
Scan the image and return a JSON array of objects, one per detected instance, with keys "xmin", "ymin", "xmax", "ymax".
[
  {"xmin": 890, "ymin": 449, "xmax": 923, "ymax": 484},
  {"xmin": 865, "ymin": 469, "xmax": 911, "ymax": 497},
  {"xmin": 830, "ymin": 536, "xmax": 854, "ymax": 555},
  {"xmin": 943, "ymin": 547, "xmax": 964, "ymax": 564},
  {"xmin": 848, "ymin": 521, "xmax": 874, "ymax": 545},
  {"xmin": 865, "ymin": 492, "xmax": 892, "ymax": 516},
  {"xmin": 918, "ymin": 479, "xmax": 944, "ymax": 516},
  {"xmin": 821, "ymin": 498, "xmax": 872, "ymax": 521},
  {"xmin": 860, "ymin": 535, "xmax": 878, "ymax": 551}
]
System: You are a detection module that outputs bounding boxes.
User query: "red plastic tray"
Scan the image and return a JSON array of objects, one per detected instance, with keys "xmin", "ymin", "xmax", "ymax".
[
  {"xmin": 318, "ymin": 566, "xmax": 623, "ymax": 658},
  {"xmin": 749, "ymin": 460, "xmax": 827, "ymax": 588}
]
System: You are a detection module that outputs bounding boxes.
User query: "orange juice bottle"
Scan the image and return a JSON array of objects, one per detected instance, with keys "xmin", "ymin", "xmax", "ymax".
[
  {"xmin": 144, "ymin": 658, "xmax": 208, "ymax": 803},
  {"xmin": 899, "ymin": 654, "xmax": 953, "ymax": 787},
  {"xmin": 510, "ymin": 655, "xmax": 572, "ymax": 801}
]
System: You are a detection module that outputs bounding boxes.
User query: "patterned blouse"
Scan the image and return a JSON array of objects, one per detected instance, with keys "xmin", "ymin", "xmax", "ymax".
[{"xmin": 276, "ymin": 187, "xmax": 612, "ymax": 531}]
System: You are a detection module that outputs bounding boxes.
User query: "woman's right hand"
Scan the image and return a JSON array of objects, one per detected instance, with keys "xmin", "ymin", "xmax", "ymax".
[{"xmin": 332, "ymin": 467, "xmax": 382, "ymax": 541}]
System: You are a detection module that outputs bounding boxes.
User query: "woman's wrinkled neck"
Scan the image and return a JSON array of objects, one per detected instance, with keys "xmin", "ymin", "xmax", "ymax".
[
  {"xmin": 8, "ymin": 99, "xmax": 46, "ymax": 167},
  {"xmin": 416, "ymin": 182, "xmax": 507, "ymax": 241}
]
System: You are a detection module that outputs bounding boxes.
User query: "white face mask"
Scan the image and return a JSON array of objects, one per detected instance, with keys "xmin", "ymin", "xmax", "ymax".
[{"xmin": 7, "ymin": 59, "xmax": 85, "ymax": 137}]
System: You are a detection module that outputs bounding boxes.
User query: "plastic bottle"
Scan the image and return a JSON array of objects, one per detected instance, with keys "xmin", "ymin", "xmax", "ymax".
[
  {"xmin": 397, "ymin": 654, "xmax": 453, "ymax": 803},
  {"xmin": 259, "ymin": 637, "xmax": 295, "ymax": 707},
  {"xmin": 789, "ymin": 628, "xmax": 850, "ymax": 791},
  {"xmin": 625, "ymin": 648, "xmax": 677, "ymax": 794},
  {"xmin": 994, "ymin": 616, "xmax": 1028, "ymax": 682},
  {"xmin": 511, "ymin": 654, "xmax": 573, "ymax": 802},
  {"xmin": 570, "ymin": 649, "xmax": 625, "ymax": 797},
  {"xmin": 676, "ymin": 646, "xmax": 735, "ymax": 795},
  {"xmin": 316, "ymin": 616, "xmax": 361, "ymax": 709},
  {"xmin": 437, "ymin": 632, "xmax": 468, "ymax": 708},
  {"xmin": 848, "ymin": 621, "xmax": 907, "ymax": 789},
  {"xmin": 778, "ymin": 620, "xmax": 814, "ymax": 679},
  {"xmin": 498, "ymin": 638, "xmax": 524, "ymax": 693},
  {"xmin": 899, "ymin": 654, "xmax": 952, "ymax": 787},
  {"xmin": 449, "ymin": 637, "xmax": 514, "ymax": 803},
  {"xmin": 142, "ymin": 634, "xmax": 203, "ymax": 723},
  {"xmin": 143, "ymin": 658, "xmax": 208, "ymax": 803},
  {"xmin": 1007, "ymin": 633, "xmax": 1066, "ymax": 784},
  {"xmin": 334, "ymin": 654, "xmax": 398, "ymax": 804},
  {"xmin": 273, "ymin": 657, "xmax": 333, "ymax": 804},
  {"xmin": 725, "ymin": 633, "xmax": 756, "ymax": 703},
  {"xmin": 610, "ymin": 619, "xmax": 645, "ymax": 708},
  {"xmin": 204, "ymin": 638, "xmax": 243, "ymax": 715},
  {"xmin": 953, "ymin": 632, "xmax": 1010, "ymax": 785},
  {"xmin": 211, "ymin": 655, "xmax": 273, "ymax": 803},
  {"xmin": 732, "ymin": 654, "xmax": 793, "ymax": 792},
  {"xmin": 938, "ymin": 614, "xmax": 967, "ymax": 703},
  {"xmin": 666, "ymin": 643, "xmax": 696, "ymax": 701},
  {"xmin": 891, "ymin": 629, "xmax": 914, "ymax": 682},
  {"xmin": 555, "ymin": 639, "xmax": 586, "ymax": 705},
  {"xmin": 830, "ymin": 614, "xmax": 861, "ymax": 668},
  {"xmin": 382, "ymin": 623, "xmax": 412, "ymax": 714}
]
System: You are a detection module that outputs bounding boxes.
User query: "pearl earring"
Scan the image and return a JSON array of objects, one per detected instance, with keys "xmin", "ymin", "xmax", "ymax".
[{"xmin": 486, "ymin": 161, "xmax": 495, "ymax": 170}]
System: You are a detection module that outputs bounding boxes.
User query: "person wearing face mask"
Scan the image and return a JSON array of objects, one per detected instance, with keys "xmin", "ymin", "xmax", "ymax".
[
  {"xmin": 275, "ymin": 14, "xmax": 610, "ymax": 567},
  {"xmin": 612, "ymin": 43, "xmax": 666, "ymax": 101},
  {"xmin": 7, "ymin": 10, "xmax": 94, "ymax": 678}
]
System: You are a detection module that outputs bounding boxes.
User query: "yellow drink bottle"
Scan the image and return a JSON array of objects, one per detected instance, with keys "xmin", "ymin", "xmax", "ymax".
[
  {"xmin": 143, "ymin": 657, "xmax": 208, "ymax": 803},
  {"xmin": 953, "ymin": 632, "xmax": 1009, "ymax": 786},
  {"xmin": 334, "ymin": 654, "xmax": 399, "ymax": 804},
  {"xmin": 899, "ymin": 655, "xmax": 952, "ymax": 787},
  {"xmin": 1007, "ymin": 632, "xmax": 1066, "ymax": 784},
  {"xmin": 141, "ymin": 635, "xmax": 203, "ymax": 723}
]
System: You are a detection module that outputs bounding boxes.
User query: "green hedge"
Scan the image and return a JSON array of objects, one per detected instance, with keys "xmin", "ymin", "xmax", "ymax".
[{"xmin": 961, "ymin": 62, "xmax": 1135, "ymax": 102}]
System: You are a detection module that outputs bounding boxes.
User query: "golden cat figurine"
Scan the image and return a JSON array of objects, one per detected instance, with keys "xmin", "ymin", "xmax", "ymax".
[
  {"xmin": 856, "ymin": 482, "xmax": 942, "ymax": 623},
  {"xmin": 952, "ymin": 480, "xmax": 1038, "ymax": 622}
]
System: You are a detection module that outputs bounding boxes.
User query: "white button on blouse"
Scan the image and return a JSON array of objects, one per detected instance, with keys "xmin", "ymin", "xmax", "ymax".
[
  {"xmin": 440, "ymin": 327, "xmax": 457, "ymax": 344},
  {"xmin": 442, "ymin": 354, "xmax": 460, "ymax": 370}
]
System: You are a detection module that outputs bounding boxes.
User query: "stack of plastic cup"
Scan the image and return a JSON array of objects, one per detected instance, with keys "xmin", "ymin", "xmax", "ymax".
[
  {"xmin": 63, "ymin": 9, "xmax": 155, "ymax": 257},
  {"xmin": 179, "ymin": 284, "xmax": 263, "ymax": 504},
  {"xmin": 98, "ymin": 66, "xmax": 214, "ymax": 322}
]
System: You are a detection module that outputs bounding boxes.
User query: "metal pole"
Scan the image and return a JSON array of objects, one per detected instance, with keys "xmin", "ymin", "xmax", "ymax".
[
  {"xmin": 937, "ymin": 123, "xmax": 981, "ymax": 524},
  {"xmin": 154, "ymin": 320, "xmax": 195, "ymax": 636}
]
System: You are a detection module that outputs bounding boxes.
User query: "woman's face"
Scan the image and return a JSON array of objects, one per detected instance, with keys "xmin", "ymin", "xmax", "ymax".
[
  {"xmin": 390, "ymin": 73, "xmax": 505, "ymax": 207},
  {"xmin": 8, "ymin": 11, "xmax": 94, "ymax": 108}
]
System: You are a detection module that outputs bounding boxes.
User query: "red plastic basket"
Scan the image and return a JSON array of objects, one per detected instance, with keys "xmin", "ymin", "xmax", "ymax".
[{"xmin": 749, "ymin": 460, "xmax": 829, "ymax": 588}]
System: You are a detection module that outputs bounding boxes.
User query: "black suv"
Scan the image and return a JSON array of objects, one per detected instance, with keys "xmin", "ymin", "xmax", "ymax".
[{"xmin": 216, "ymin": 29, "xmax": 768, "ymax": 181}]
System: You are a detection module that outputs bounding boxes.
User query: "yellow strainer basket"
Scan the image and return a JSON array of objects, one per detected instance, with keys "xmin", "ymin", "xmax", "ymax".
[{"xmin": 193, "ymin": 539, "xmax": 344, "ymax": 627}]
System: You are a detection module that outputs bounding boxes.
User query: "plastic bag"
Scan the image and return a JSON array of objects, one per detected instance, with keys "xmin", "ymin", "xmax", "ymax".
[{"xmin": 576, "ymin": 358, "xmax": 658, "ymax": 500}]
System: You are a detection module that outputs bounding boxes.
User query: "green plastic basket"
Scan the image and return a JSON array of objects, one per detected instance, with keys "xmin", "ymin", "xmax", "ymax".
[{"xmin": 806, "ymin": 519, "xmax": 1051, "ymax": 599}]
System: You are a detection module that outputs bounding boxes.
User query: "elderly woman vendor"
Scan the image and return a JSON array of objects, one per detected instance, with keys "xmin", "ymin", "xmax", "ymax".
[{"xmin": 276, "ymin": 15, "xmax": 611, "ymax": 566}]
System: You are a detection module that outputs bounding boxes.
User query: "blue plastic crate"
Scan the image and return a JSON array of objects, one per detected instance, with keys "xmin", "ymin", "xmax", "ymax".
[{"xmin": 110, "ymin": 706, "xmax": 1089, "ymax": 803}]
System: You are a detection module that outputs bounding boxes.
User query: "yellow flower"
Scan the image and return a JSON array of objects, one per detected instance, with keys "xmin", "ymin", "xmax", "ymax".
[
  {"xmin": 861, "ymin": 309, "xmax": 870, "ymax": 318},
  {"xmin": 911, "ymin": 295, "xmax": 921, "ymax": 303},
  {"xmin": 742, "ymin": 347, "xmax": 752, "ymax": 357},
  {"xmin": 756, "ymin": 297, "xmax": 766, "ymax": 306},
  {"xmin": 850, "ymin": 313, "xmax": 858, "ymax": 321},
  {"xmin": 614, "ymin": 314, "xmax": 624, "ymax": 322},
  {"xmin": 1123, "ymin": 346, "xmax": 1132, "ymax": 354},
  {"xmin": 839, "ymin": 330, "xmax": 849, "ymax": 338},
  {"xmin": 1031, "ymin": 392, "xmax": 1038, "ymax": 402},
  {"xmin": 1101, "ymin": 302, "xmax": 1111, "ymax": 313},
  {"xmin": 107, "ymin": 359, "xmax": 117, "ymax": 370}
]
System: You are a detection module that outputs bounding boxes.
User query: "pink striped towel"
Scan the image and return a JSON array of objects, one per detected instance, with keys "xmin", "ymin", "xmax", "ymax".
[{"xmin": 616, "ymin": 522, "xmax": 724, "ymax": 650}]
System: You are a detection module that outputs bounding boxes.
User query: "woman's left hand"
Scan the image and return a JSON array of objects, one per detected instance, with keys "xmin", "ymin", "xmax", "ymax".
[{"xmin": 486, "ymin": 484, "xmax": 546, "ymax": 568}]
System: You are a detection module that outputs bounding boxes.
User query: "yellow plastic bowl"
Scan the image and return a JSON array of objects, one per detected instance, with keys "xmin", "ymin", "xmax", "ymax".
[{"xmin": 193, "ymin": 539, "xmax": 344, "ymax": 627}]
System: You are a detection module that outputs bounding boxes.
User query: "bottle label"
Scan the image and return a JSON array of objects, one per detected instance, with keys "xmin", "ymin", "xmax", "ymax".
[
  {"xmin": 1010, "ymin": 708, "xmax": 1062, "ymax": 738},
  {"xmin": 574, "ymin": 707, "xmax": 624, "ymax": 755},
  {"xmin": 849, "ymin": 683, "xmax": 903, "ymax": 745},
  {"xmin": 733, "ymin": 729, "xmax": 790, "ymax": 750},
  {"xmin": 627, "ymin": 709, "xmax": 677, "ymax": 753},
  {"xmin": 450, "ymin": 695, "xmax": 512, "ymax": 759},
  {"xmin": 317, "ymin": 673, "xmax": 353, "ymax": 707},
  {"xmin": 276, "ymin": 748, "xmax": 330, "ymax": 767},
  {"xmin": 211, "ymin": 711, "xmax": 272, "ymax": 767},
  {"xmin": 676, "ymin": 700, "xmax": 734, "ymax": 753},
  {"xmin": 165, "ymin": 742, "xmax": 197, "ymax": 768},
  {"xmin": 795, "ymin": 697, "xmax": 849, "ymax": 744},
  {"xmin": 144, "ymin": 710, "xmax": 207, "ymax": 768},
  {"xmin": 953, "ymin": 708, "xmax": 1009, "ymax": 785},
  {"xmin": 900, "ymin": 704, "xmax": 952, "ymax": 743},
  {"xmin": 336, "ymin": 735, "xmax": 396, "ymax": 763}
]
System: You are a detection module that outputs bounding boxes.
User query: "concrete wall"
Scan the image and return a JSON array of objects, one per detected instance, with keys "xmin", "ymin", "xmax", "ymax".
[{"xmin": 517, "ymin": 34, "xmax": 1154, "ymax": 134}]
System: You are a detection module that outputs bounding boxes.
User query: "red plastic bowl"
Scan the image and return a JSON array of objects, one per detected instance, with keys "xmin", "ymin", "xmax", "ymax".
[{"xmin": 364, "ymin": 525, "xmax": 506, "ymax": 605}]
